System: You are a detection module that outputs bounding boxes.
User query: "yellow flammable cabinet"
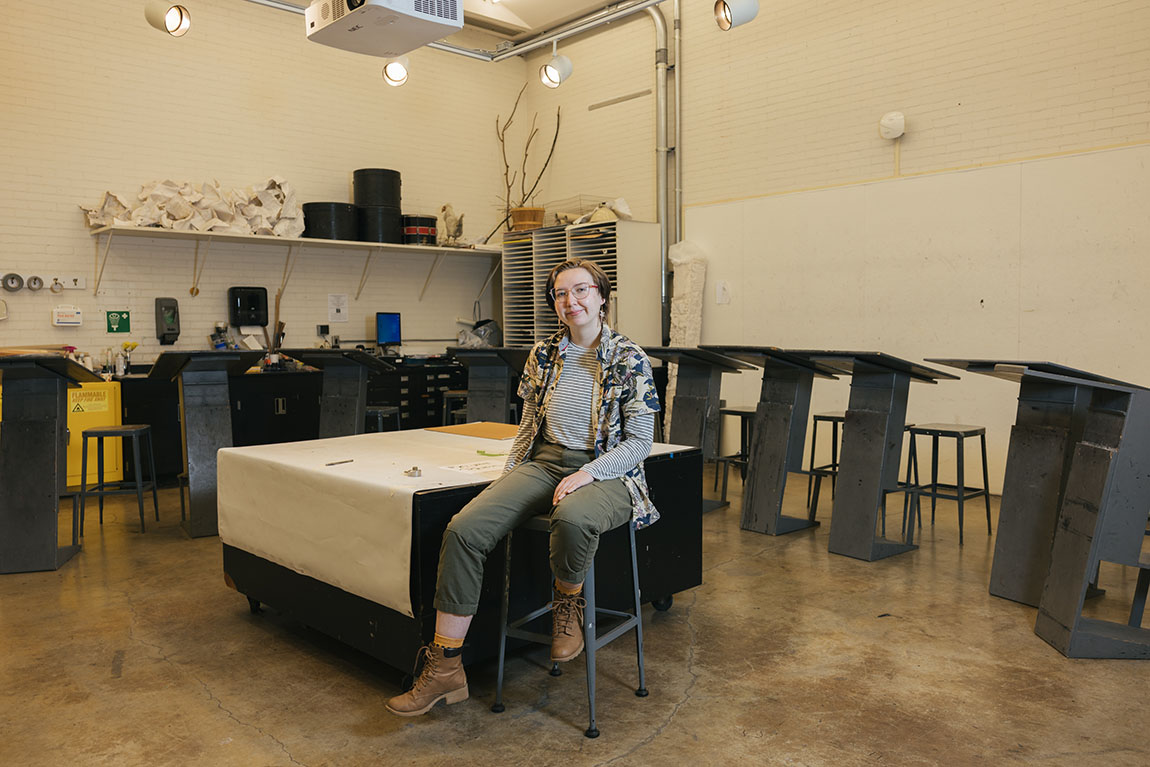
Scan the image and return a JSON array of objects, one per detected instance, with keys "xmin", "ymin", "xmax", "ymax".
[{"xmin": 1, "ymin": 380, "xmax": 124, "ymax": 486}]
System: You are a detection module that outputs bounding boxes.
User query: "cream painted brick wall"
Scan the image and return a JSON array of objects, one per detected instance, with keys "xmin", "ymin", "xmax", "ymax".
[
  {"xmin": 681, "ymin": 0, "xmax": 1150, "ymax": 204},
  {"xmin": 0, "ymin": 0, "xmax": 523, "ymax": 362},
  {"xmin": 520, "ymin": 13, "xmax": 661, "ymax": 222}
]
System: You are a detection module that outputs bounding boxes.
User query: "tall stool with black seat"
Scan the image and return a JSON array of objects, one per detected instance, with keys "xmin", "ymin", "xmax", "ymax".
[
  {"xmin": 491, "ymin": 514, "xmax": 646, "ymax": 738},
  {"xmin": 906, "ymin": 423, "xmax": 992, "ymax": 545},
  {"xmin": 79, "ymin": 425, "xmax": 159, "ymax": 534}
]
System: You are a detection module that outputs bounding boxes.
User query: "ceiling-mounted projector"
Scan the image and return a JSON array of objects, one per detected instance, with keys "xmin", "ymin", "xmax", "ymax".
[{"xmin": 305, "ymin": 0, "xmax": 463, "ymax": 58}]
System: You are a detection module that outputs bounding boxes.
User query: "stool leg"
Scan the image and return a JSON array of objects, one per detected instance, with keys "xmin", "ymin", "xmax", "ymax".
[
  {"xmin": 491, "ymin": 532, "xmax": 512, "ymax": 714},
  {"xmin": 132, "ymin": 435, "xmax": 146, "ymax": 533},
  {"xmin": 147, "ymin": 431, "xmax": 160, "ymax": 521},
  {"xmin": 830, "ymin": 421, "xmax": 839, "ymax": 499},
  {"xmin": 980, "ymin": 432, "xmax": 992, "ymax": 535},
  {"xmin": 630, "ymin": 525, "xmax": 648, "ymax": 697},
  {"xmin": 80, "ymin": 435, "xmax": 89, "ymax": 533},
  {"xmin": 179, "ymin": 475, "xmax": 187, "ymax": 522},
  {"xmin": 930, "ymin": 435, "xmax": 939, "ymax": 524},
  {"xmin": 912, "ymin": 437, "xmax": 922, "ymax": 528},
  {"xmin": 806, "ymin": 419, "xmax": 819, "ymax": 507},
  {"xmin": 808, "ymin": 474, "xmax": 822, "ymax": 521},
  {"xmin": 97, "ymin": 436, "xmax": 105, "ymax": 524},
  {"xmin": 583, "ymin": 563, "xmax": 599, "ymax": 739},
  {"xmin": 720, "ymin": 460, "xmax": 731, "ymax": 503},
  {"xmin": 1129, "ymin": 568, "xmax": 1150, "ymax": 627},
  {"xmin": 956, "ymin": 436, "xmax": 966, "ymax": 546}
]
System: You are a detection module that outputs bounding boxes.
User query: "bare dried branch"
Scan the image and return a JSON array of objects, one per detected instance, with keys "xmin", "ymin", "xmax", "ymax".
[{"xmin": 520, "ymin": 106, "xmax": 562, "ymax": 207}]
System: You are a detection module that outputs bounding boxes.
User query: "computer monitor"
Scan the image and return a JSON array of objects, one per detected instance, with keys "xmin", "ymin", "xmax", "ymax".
[{"xmin": 376, "ymin": 312, "xmax": 402, "ymax": 350}]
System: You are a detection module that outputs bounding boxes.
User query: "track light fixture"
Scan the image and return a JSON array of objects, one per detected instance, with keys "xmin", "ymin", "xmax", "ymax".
[
  {"xmin": 145, "ymin": 1, "xmax": 191, "ymax": 37},
  {"xmin": 383, "ymin": 56, "xmax": 410, "ymax": 87},
  {"xmin": 714, "ymin": 0, "xmax": 758, "ymax": 30},
  {"xmin": 540, "ymin": 41, "xmax": 572, "ymax": 89}
]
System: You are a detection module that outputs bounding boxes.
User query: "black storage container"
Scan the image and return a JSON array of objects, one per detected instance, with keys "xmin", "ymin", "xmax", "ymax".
[
  {"xmin": 303, "ymin": 202, "xmax": 358, "ymax": 240},
  {"xmin": 402, "ymin": 214, "xmax": 438, "ymax": 245},
  {"xmin": 357, "ymin": 205, "xmax": 403, "ymax": 243},
  {"xmin": 353, "ymin": 168, "xmax": 402, "ymax": 208}
]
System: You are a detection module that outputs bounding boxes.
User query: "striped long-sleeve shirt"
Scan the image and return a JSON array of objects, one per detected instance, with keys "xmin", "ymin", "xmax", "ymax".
[{"xmin": 538, "ymin": 341, "xmax": 654, "ymax": 480}]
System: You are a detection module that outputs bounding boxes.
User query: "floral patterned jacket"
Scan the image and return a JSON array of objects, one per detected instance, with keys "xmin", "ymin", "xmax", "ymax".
[{"xmin": 504, "ymin": 323, "xmax": 662, "ymax": 528}]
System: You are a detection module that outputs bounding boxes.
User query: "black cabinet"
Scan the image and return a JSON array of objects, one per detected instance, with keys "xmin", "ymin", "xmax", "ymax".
[
  {"xmin": 229, "ymin": 371, "xmax": 322, "ymax": 446},
  {"xmin": 119, "ymin": 375, "xmax": 182, "ymax": 483},
  {"xmin": 366, "ymin": 358, "xmax": 466, "ymax": 429}
]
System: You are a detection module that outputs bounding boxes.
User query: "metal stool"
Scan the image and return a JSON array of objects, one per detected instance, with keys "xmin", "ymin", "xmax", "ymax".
[
  {"xmin": 714, "ymin": 406, "xmax": 754, "ymax": 502},
  {"xmin": 365, "ymin": 405, "xmax": 401, "ymax": 432},
  {"xmin": 79, "ymin": 425, "xmax": 159, "ymax": 534},
  {"xmin": 491, "ymin": 514, "xmax": 647, "ymax": 738},
  {"xmin": 441, "ymin": 390, "xmax": 468, "ymax": 425},
  {"xmin": 906, "ymin": 423, "xmax": 992, "ymax": 545},
  {"xmin": 807, "ymin": 414, "xmax": 920, "ymax": 514}
]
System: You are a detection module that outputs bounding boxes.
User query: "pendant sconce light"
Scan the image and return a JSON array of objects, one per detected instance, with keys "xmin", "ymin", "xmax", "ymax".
[
  {"xmin": 540, "ymin": 41, "xmax": 573, "ymax": 89},
  {"xmin": 145, "ymin": 1, "xmax": 192, "ymax": 37},
  {"xmin": 714, "ymin": 0, "xmax": 758, "ymax": 30},
  {"xmin": 383, "ymin": 56, "xmax": 410, "ymax": 87}
]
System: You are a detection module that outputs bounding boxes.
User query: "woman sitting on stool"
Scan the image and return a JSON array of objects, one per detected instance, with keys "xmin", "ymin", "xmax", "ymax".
[{"xmin": 386, "ymin": 258, "xmax": 661, "ymax": 717}]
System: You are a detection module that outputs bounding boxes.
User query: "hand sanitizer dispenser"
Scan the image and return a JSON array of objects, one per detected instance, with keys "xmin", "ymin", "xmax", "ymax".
[{"xmin": 155, "ymin": 297, "xmax": 180, "ymax": 345}]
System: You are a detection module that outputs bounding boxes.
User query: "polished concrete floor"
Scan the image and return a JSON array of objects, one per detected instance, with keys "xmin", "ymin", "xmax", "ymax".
[{"xmin": 3, "ymin": 470, "xmax": 1150, "ymax": 767}]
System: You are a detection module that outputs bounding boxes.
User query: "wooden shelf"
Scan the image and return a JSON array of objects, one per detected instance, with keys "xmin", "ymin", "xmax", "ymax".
[
  {"xmin": 88, "ymin": 225, "xmax": 501, "ymax": 301},
  {"xmin": 88, "ymin": 225, "xmax": 501, "ymax": 257}
]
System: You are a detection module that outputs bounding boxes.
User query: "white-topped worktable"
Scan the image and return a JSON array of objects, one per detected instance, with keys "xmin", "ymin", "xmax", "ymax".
[{"xmin": 217, "ymin": 426, "xmax": 703, "ymax": 670}]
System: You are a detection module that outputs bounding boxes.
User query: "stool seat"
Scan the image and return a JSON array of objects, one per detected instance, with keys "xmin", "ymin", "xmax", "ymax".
[
  {"xmin": 813, "ymin": 411, "xmax": 846, "ymax": 422},
  {"xmin": 82, "ymin": 424, "xmax": 152, "ymax": 438},
  {"xmin": 909, "ymin": 423, "xmax": 985, "ymax": 437}
]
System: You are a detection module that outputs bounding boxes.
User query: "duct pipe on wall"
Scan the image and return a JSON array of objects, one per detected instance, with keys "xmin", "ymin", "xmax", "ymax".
[
  {"xmin": 647, "ymin": 6, "xmax": 671, "ymax": 345},
  {"xmin": 673, "ymin": 0, "xmax": 683, "ymax": 242}
]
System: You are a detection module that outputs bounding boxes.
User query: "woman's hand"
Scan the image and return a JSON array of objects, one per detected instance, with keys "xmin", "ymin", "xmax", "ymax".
[{"xmin": 553, "ymin": 470, "xmax": 594, "ymax": 505}]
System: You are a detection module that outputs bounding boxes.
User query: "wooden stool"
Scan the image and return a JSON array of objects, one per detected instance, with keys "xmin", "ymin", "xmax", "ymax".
[
  {"xmin": 80, "ymin": 425, "xmax": 159, "ymax": 534},
  {"xmin": 491, "ymin": 514, "xmax": 646, "ymax": 738},
  {"xmin": 906, "ymin": 423, "xmax": 992, "ymax": 545}
]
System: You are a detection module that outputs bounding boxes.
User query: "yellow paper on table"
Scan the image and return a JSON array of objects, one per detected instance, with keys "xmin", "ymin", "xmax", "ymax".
[{"xmin": 425, "ymin": 421, "xmax": 519, "ymax": 440}]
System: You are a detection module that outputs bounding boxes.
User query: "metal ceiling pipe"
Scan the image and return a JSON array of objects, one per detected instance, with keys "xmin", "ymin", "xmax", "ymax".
[
  {"xmin": 647, "ymin": 6, "xmax": 671, "ymax": 346},
  {"xmin": 490, "ymin": 0, "xmax": 667, "ymax": 62},
  {"xmin": 673, "ymin": 0, "xmax": 683, "ymax": 242}
]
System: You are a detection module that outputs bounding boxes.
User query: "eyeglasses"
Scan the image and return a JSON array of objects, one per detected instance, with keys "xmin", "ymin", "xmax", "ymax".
[{"xmin": 550, "ymin": 283, "xmax": 598, "ymax": 302}]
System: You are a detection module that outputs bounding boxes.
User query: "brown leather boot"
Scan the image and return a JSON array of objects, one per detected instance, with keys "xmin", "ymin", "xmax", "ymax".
[
  {"xmin": 551, "ymin": 591, "xmax": 587, "ymax": 663},
  {"xmin": 385, "ymin": 645, "xmax": 469, "ymax": 717}
]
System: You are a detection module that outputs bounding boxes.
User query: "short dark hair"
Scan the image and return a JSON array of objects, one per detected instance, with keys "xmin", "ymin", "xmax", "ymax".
[{"xmin": 545, "ymin": 259, "xmax": 613, "ymax": 313}]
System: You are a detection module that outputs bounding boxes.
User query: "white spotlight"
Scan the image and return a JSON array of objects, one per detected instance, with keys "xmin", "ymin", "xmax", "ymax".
[
  {"xmin": 540, "ymin": 41, "xmax": 572, "ymax": 89},
  {"xmin": 383, "ymin": 57, "xmax": 410, "ymax": 87},
  {"xmin": 714, "ymin": 0, "xmax": 758, "ymax": 31},
  {"xmin": 145, "ymin": 1, "xmax": 191, "ymax": 37}
]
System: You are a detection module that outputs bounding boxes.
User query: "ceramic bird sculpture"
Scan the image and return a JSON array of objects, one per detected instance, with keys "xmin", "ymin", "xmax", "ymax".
[{"xmin": 440, "ymin": 204, "xmax": 464, "ymax": 245}]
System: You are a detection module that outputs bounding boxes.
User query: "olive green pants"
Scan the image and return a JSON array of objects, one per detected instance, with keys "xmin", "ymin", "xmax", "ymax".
[{"xmin": 433, "ymin": 442, "xmax": 633, "ymax": 616}]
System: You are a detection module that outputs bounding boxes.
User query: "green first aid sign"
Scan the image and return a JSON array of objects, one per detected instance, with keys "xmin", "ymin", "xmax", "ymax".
[{"xmin": 106, "ymin": 311, "xmax": 131, "ymax": 333}]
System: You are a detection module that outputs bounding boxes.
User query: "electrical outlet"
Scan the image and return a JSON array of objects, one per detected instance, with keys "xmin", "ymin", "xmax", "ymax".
[
  {"xmin": 316, "ymin": 324, "xmax": 330, "ymax": 336},
  {"xmin": 51, "ymin": 275, "xmax": 86, "ymax": 290}
]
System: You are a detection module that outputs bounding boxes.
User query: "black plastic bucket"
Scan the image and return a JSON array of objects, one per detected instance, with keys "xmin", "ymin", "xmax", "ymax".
[
  {"xmin": 303, "ymin": 202, "xmax": 358, "ymax": 241},
  {"xmin": 358, "ymin": 205, "xmax": 402, "ymax": 243},
  {"xmin": 353, "ymin": 169, "xmax": 402, "ymax": 208},
  {"xmin": 402, "ymin": 214, "xmax": 437, "ymax": 245}
]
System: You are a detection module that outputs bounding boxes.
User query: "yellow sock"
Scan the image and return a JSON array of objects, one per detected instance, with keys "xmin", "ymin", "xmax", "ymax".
[
  {"xmin": 555, "ymin": 580, "xmax": 583, "ymax": 596},
  {"xmin": 433, "ymin": 633, "xmax": 464, "ymax": 649}
]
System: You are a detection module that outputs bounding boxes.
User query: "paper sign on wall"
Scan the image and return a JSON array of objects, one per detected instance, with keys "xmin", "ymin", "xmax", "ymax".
[{"xmin": 328, "ymin": 294, "xmax": 349, "ymax": 323}]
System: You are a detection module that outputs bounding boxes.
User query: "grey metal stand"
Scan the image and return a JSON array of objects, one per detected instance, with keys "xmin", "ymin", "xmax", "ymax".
[
  {"xmin": 928, "ymin": 360, "xmax": 1134, "ymax": 606},
  {"xmin": 702, "ymin": 346, "xmax": 841, "ymax": 535},
  {"xmin": 0, "ymin": 355, "xmax": 101, "ymax": 573},
  {"xmin": 1033, "ymin": 382, "xmax": 1150, "ymax": 658},
  {"xmin": 151, "ymin": 351, "xmax": 262, "ymax": 538},
  {"xmin": 448, "ymin": 347, "xmax": 531, "ymax": 424},
  {"xmin": 644, "ymin": 347, "xmax": 753, "ymax": 513},
  {"xmin": 790, "ymin": 352, "xmax": 957, "ymax": 561},
  {"xmin": 280, "ymin": 349, "xmax": 394, "ymax": 438}
]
